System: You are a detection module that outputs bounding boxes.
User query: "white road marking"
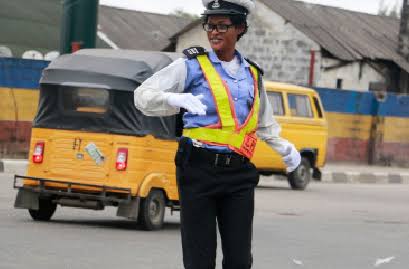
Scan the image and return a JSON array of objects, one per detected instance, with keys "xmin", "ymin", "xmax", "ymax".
[
  {"xmin": 374, "ymin": 256, "xmax": 395, "ymax": 267},
  {"xmin": 292, "ymin": 259, "xmax": 303, "ymax": 266}
]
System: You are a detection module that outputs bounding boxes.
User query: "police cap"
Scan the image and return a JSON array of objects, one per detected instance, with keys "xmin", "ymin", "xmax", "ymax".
[{"xmin": 202, "ymin": 0, "xmax": 255, "ymax": 16}]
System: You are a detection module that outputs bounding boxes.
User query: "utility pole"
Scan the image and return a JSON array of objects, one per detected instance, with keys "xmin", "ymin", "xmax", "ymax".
[{"xmin": 60, "ymin": 0, "xmax": 99, "ymax": 54}]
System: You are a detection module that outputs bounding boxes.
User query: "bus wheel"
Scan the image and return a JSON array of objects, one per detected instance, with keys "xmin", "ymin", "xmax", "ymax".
[
  {"xmin": 139, "ymin": 190, "xmax": 165, "ymax": 231},
  {"xmin": 28, "ymin": 198, "xmax": 57, "ymax": 221},
  {"xmin": 287, "ymin": 157, "xmax": 311, "ymax": 191}
]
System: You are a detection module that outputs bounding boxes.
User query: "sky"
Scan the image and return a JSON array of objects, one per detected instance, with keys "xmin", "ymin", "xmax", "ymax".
[{"xmin": 99, "ymin": 0, "xmax": 403, "ymax": 16}]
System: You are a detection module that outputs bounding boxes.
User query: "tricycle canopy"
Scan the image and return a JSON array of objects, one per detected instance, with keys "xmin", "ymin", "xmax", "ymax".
[
  {"xmin": 40, "ymin": 49, "xmax": 183, "ymax": 91},
  {"xmin": 34, "ymin": 49, "xmax": 184, "ymax": 138}
]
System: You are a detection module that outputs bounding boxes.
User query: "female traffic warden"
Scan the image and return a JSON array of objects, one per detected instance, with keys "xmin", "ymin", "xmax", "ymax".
[{"xmin": 134, "ymin": 0, "xmax": 301, "ymax": 268}]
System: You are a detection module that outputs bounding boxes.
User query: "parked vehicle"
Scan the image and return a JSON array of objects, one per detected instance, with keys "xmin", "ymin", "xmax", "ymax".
[
  {"xmin": 13, "ymin": 49, "xmax": 327, "ymax": 231},
  {"xmin": 252, "ymin": 81, "xmax": 328, "ymax": 190},
  {"xmin": 14, "ymin": 49, "xmax": 183, "ymax": 230}
]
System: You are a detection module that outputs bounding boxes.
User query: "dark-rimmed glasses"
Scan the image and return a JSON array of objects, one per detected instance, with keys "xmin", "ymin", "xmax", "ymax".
[{"xmin": 202, "ymin": 23, "xmax": 235, "ymax": 33}]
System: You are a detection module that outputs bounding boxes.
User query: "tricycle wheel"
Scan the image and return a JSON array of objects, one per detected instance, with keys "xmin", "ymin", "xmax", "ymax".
[
  {"xmin": 138, "ymin": 190, "xmax": 165, "ymax": 231},
  {"xmin": 28, "ymin": 198, "xmax": 57, "ymax": 221},
  {"xmin": 287, "ymin": 157, "xmax": 311, "ymax": 190}
]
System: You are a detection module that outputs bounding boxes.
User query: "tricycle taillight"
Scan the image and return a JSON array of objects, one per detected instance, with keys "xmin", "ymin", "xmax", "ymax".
[
  {"xmin": 32, "ymin": 142, "xmax": 45, "ymax": 164},
  {"xmin": 116, "ymin": 148, "xmax": 128, "ymax": 171}
]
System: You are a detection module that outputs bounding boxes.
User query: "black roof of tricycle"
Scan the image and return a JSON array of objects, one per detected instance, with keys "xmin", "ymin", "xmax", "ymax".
[{"xmin": 40, "ymin": 49, "xmax": 184, "ymax": 91}]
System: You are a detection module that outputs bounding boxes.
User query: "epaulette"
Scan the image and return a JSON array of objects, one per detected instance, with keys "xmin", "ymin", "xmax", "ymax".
[
  {"xmin": 183, "ymin": 47, "xmax": 208, "ymax": 59},
  {"xmin": 245, "ymin": 58, "xmax": 264, "ymax": 76}
]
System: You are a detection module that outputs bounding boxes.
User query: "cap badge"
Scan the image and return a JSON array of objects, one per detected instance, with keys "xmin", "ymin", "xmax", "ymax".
[{"xmin": 212, "ymin": 0, "xmax": 220, "ymax": 9}]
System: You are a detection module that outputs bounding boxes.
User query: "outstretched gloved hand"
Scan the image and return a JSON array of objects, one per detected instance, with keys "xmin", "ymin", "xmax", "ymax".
[
  {"xmin": 165, "ymin": 93, "xmax": 207, "ymax": 116},
  {"xmin": 283, "ymin": 144, "xmax": 301, "ymax": 173}
]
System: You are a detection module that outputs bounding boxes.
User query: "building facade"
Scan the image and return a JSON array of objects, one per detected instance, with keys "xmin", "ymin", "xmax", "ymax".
[{"xmin": 174, "ymin": 0, "xmax": 407, "ymax": 92}]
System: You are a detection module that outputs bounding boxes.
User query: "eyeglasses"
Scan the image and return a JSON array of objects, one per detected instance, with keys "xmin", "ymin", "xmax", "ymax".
[{"xmin": 202, "ymin": 23, "xmax": 235, "ymax": 33}]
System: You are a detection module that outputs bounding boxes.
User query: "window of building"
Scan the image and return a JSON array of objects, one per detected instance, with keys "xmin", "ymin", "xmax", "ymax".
[
  {"xmin": 336, "ymin": 79, "xmax": 343, "ymax": 89},
  {"xmin": 288, "ymin": 94, "xmax": 313, "ymax": 118},
  {"xmin": 267, "ymin": 91, "xmax": 285, "ymax": 116}
]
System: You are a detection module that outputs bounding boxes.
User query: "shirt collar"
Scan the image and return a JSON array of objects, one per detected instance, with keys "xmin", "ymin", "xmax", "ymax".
[
  {"xmin": 208, "ymin": 50, "xmax": 250, "ymax": 80},
  {"xmin": 208, "ymin": 50, "xmax": 250, "ymax": 67}
]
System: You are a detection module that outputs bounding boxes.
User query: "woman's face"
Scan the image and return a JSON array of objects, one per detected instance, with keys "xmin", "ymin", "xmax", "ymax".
[{"xmin": 206, "ymin": 15, "xmax": 244, "ymax": 53}]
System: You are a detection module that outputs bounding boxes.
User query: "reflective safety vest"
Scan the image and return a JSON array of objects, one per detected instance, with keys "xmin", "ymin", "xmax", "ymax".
[{"xmin": 183, "ymin": 54, "xmax": 260, "ymax": 159}]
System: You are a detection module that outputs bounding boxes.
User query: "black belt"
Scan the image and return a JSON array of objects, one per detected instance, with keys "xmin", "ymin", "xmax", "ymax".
[{"xmin": 189, "ymin": 146, "xmax": 249, "ymax": 167}]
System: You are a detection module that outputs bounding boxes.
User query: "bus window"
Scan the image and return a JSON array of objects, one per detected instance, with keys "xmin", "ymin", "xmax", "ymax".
[
  {"xmin": 287, "ymin": 94, "xmax": 313, "ymax": 118},
  {"xmin": 267, "ymin": 91, "xmax": 285, "ymax": 116}
]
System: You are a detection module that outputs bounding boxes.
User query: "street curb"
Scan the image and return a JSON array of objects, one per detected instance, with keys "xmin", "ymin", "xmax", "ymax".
[
  {"xmin": 1, "ymin": 159, "xmax": 408, "ymax": 185},
  {"xmin": 258, "ymin": 171, "xmax": 409, "ymax": 187},
  {"xmin": 0, "ymin": 159, "xmax": 28, "ymax": 175},
  {"xmin": 322, "ymin": 171, "xmax": 409, "ymax": 184}
]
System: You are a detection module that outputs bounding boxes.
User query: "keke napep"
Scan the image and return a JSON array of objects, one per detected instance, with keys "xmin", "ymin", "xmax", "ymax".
[{"xmin": 14, "ymin": 49, "xmax": 327, "ymax": 230}]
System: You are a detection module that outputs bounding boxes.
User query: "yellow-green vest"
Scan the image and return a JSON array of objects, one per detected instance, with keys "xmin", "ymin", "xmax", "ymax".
[{"xmin": 183, "ymin": 54, "xmax": 260, "ymax": 159}]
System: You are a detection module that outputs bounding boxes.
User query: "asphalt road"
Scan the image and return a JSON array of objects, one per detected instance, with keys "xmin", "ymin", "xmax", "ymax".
[{"xmin": 1, "ymin": 173, "xmax": 408, "ymax": 269}]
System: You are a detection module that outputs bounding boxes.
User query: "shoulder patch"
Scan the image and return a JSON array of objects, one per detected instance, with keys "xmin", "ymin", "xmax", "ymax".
[
  {"xmin": 245, "ymin": 58, "xmax": 264, "ymax": 76},
  {"xmin": 183, "ymin": 47, "xmax": 207, "ymax": 59}
]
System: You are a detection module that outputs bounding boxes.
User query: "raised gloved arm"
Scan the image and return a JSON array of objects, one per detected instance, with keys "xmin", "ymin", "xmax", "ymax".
[{"xmin": 134, "ymin": 58, "xmax": 188, "ymax": 117}]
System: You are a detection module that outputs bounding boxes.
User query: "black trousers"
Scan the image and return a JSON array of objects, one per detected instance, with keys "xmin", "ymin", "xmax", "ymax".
[{"xmin": 176, "ymin": 148, "xmax": 259, "ymax": 269}]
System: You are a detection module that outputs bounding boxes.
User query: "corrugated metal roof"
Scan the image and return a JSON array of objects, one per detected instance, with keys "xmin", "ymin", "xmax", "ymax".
[
  {"xmin": 261, "ymin": 0, "xmax": 409, "ymax": 72},
  {"xmin": 98, "ymin": 6, "xmax": 192, "ymax": 51},
  {"xmin": 0, "ymin": 0, "xmax": 192, "ymax": 57}
]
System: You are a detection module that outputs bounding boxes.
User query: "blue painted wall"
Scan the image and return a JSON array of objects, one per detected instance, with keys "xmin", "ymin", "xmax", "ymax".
[
  {"xmin": 315, "ymin": 87, "xmax": 409, "ymax": 118},
  {"xmin": 0, "ymin": 58, "xmax": 49, "ymax": 89},
  {"xmin": 1, "ymin": 57, "xmax": 408, "ymax": 118}
]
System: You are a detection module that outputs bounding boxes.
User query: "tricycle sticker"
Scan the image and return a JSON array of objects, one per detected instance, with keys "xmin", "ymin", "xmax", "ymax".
[{"xmin": 85, "ymin": 143, "xmax": 105, "ymax": 165}]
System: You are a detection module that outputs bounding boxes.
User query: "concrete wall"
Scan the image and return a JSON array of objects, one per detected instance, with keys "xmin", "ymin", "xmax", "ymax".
[
  {"xmin": 316, "ymin": 88, "xmax": 409, "ymax": 167},
  {"xmin": 1, "ymin": 57, "xmax": 408, "ymax": 166},
  {"xmin": 238, "ymin": 1, "xmax": 321, "ymax": 85},
  {"xmin": 0, "ymin": 58, "xmax": 48, "ymax": 158},
  {"xmin": 318, "ymin": 58, "xmax": 389, "ymax": 91}
]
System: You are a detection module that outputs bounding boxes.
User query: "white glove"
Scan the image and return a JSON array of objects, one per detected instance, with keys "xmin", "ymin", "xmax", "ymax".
[
  {"xmin": 165, "ymin": 93, "xmax": 207, "ymax": 116},
  {"xmin": 283, "ymin": 144, "xmax": 301, "ymax": 173}
]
